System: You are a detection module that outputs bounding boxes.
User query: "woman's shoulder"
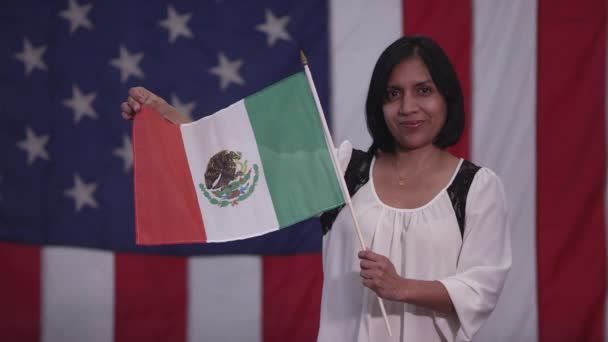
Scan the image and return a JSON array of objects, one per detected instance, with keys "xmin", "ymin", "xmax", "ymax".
[
  {"xmin": 449, "ymin": 159, "xmax": 505, "ymax": 202},
  {"xmin": 455, "ymin": 159, "xmax": 502, "ymax": 182},
  {"xmin": 333, "ymin": 141, "xmax": 352, "ymax": 174},
  {"xmin": 335, "ymin": 140, "xmax": 371, "ymax": 157},
  {"xmin": 462, "ymin": 161, "xmax": 507, "ymax": 205},
  {"xmin": 466, "ymin": 162, "xmax": 502, "ymax": 185},
  {"xmin": 335, "ymin": 140, "xmax": 373, "ymax": 172}
]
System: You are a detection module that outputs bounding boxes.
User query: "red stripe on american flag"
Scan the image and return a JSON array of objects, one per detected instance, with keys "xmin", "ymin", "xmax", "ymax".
[
  {"xmin": 0, "ymin": 243, "xmax": 40, "ymax": 342},
  {"xmin": 263, "ymin": 254, "xmax": 323, "ymax": 342},
  {"xmin": 403, "ymin": 0, "xmax": 472, "ymax": 160},
  {"xmin": 115, "ymin": 254, "xmax": 187, "ymax": 342},
  {"xmin": 537, "ymin": 1, "xmax": 607, "ymax": 340}
]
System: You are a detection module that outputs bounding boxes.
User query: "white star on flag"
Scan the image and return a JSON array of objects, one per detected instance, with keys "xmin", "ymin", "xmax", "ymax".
[
  {"xmin": 255, "ymin": 9, "xmax": 291, "ymax": 47},
  {"xmin": 113, "ymin": 135, "xmax": 133, "ymax": 173},
  {"xmin": 208, "ymin": 52, "xmax": 245, "ymax": 91},
  {"xmin": 170, "ymin": 94, "xmax": 196, "ymax": 121},
  {"xmin": 14, "ymin": 38, "xmax": 48, "ymax": 76},
  {"xmin": 159, "ymin": 5, "xmax": 194, "ymax": 43},
  {"xmin": 109, "ymin": 45, "xmax": 145, "ymax": 83},
  {"xmin": 64, "ymin": 174, "xmax": 98, "ymax": 212},
  {"xmin": 59, "ymin": 0, "xmax": 94, "ymax": 34},
  {"xmin": 16, "ymin": 126, "xmax": 50, "ymax": 165},
  {"xmin": 63, "ymin": 84, "xmax": 98, "ymax": 123}
]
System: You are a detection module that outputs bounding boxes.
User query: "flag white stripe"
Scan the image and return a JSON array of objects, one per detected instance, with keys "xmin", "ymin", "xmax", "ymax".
[
  {"xmin": 471, "ymin": 1, "xmax": 538, "ymax": 341},
  {"xmin": 180, "ymin": 100, "xmax": 279, "ymax": 242},
  {"xmin": 329, "ymin": 0, "xmax": 402, "ymax": 150},
  {"xmin": 187, "ymin": 256, "xmax": 262, "ymax": 342},
  {"xmin": 41, "ymin": 247, "xmax": 114, "ymax": 342}
]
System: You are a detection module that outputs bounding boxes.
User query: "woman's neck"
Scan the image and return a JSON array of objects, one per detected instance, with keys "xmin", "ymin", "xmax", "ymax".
[{"xmin": 392, "ymin": 144, "xmax": 444, "ymax": 173}]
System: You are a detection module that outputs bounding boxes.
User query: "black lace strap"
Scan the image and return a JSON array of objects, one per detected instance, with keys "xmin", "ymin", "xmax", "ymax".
[
  {"xmin": 320, "ymin": 149, "xmax": 372, "ymax": 234},
  {"xmin": 446, "ymin": 160, "xmax": 481, "ymax": 238}
]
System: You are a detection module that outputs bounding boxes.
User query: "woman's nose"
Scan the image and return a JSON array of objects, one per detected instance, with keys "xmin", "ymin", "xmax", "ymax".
[{"xmin": 399, "ymin": 92, "xmax": 418, "ymax": 114}]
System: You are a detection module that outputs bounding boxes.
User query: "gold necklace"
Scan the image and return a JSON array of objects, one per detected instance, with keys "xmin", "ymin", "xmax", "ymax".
[{"xmin": 393, "ymin": 156, "xmax": 407, "ymax": 186}]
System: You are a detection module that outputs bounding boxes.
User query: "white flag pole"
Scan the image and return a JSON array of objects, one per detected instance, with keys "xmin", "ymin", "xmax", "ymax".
[{"xmin": 300, "ymin": 51, "xmax": 393, "ymax": 337}]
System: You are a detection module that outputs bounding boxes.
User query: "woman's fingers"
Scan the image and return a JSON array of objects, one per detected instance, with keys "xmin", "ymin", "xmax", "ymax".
[
  {"xmin": 360, "ymin": 269, "xmax": 382, "ymax": 279},
  {"xmin": 358, "ymin": 250, "xmax": 383, "ymax": 262},
  {"xmin": 127, "ymin": 96, "xmax": 141, "ymax": 112},
  {"xmin": 121, "ymin": 87, "xmax": 153, "ymax": 121},
  {"xmin": 360, "ymin": 259, "xmax": 378, "ymax": 270},
  {"xmin": 121, "ymin": 86, "xmax": 190, "ymax": 124},
  {"xmin": 126, "ymin": 86, "xmax": 168, "ymax": 114},
  {"xmin": 129, "ymin": 87, "xmax": 149, "ymax": 104},
  {"xmin": 120, "ymin": 102, "xmax": 131, "ymax": 113},
  {"xmin": 120, "ymin": 102, "xmax": 133, "ymax": 115},
  {"xmin": 120, "ymin": 102, "xmax": 134, "ymax": 120}
]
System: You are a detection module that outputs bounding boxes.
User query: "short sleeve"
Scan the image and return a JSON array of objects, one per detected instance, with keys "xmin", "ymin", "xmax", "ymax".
[
  {"xmin": 335, "ymin": 140, "xmax": 353, "ymax": 177},
  {"xmin": 438, "ymin": 168, "xmax": 512, "ymax": 341}
]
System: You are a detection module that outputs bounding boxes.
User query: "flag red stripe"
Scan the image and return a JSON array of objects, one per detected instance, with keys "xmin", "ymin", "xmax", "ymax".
[
  {"xmin": 537, "ymin": 1, "xmax": 607, "ymax": 340},
  {"xmin": 115, "ymin": 254, "xmax": 187, "ymax": 342},
  {"xmin": 0, "ymin": 243, "xmax": 40, "ymax": 342},
  {"xmin": 133, "ymin": 105, "xmax": 206, "ymax": 244},
  {"xmin": 263, "ymin": 254, "xmax": 323, "ymax": 342},
  {"xmin": 403, "ymin": 0, "xmax": 472, "ymax": 160}
]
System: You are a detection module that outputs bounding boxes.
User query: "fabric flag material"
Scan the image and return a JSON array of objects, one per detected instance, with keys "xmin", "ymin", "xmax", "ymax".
[
  {"xmin": 1, "ymin": 0, "xmax": 607, "ymax": 341},
  {"xmin": 134, "ymin": 72, "xmax": 344, "ymax": 244}
]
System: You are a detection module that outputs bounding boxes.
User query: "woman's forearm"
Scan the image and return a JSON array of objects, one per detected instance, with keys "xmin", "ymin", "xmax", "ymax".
[{"xmin": 398, "ymin": 278, "xmax": 455, "ymax": 315}]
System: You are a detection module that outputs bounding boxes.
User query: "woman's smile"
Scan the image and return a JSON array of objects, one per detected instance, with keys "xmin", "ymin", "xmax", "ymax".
[{"xmin": 399, "ymin": 119, "xmax": 425, "ymax": 128}]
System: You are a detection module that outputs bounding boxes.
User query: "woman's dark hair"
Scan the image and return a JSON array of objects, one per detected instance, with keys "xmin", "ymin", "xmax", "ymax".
[{"xmin": 365, "ymin": 35, "xmax": 464, "ymax": 154}]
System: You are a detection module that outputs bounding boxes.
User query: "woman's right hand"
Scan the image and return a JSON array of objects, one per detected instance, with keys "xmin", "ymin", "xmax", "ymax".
[{"xmin": 120, "ymin": 87, "xmax": 192, "ymax": 124}]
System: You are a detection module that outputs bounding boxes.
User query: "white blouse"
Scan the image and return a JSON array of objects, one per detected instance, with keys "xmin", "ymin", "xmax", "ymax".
[{"xmin": 317, "ymin": 142, "xmax": 511, "ymax": 342}]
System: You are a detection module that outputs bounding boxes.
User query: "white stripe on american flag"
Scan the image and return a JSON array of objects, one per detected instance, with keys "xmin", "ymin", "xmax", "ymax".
[
  {"xmin": 471, "ymin": 1, "xmax": 538, "ymax": 341},
  {"xmin": 41, "ymin": 247, "xmax": 114, "ymax": 342},
  {"xmin": 187, "ymin": 255, "xmax": 261, "ymax": 342},
  {"xmin": 329, "ymin": 0, "xmax": 402, "ymax": 150}
]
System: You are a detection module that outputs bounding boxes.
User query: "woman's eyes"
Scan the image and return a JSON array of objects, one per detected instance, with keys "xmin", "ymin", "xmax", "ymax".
[
  {"xmin": 385, "ymin": 88, "xmax": 402, "ymax": 102},
  {"xmin": 385, "ymin": 86, "xmax": 433, "ymax": 102},
  {"xmin": 417, "ymin": 86, "xmax": 433, "ymax": 95}
]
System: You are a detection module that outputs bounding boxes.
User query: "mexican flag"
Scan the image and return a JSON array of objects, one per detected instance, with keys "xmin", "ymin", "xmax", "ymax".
[{"xmin": 133, "ymin": 72, "xmax": 345, "ymax": 245}]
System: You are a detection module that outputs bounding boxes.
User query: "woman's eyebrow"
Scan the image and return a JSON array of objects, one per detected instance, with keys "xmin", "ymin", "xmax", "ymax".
[
  {"xmin": 387, "ymin": 79, "xmax": 433, "ymax": 88},
  {"xmin": 414, "ymin": 79, "xmax": 433, "ymax": 86}
]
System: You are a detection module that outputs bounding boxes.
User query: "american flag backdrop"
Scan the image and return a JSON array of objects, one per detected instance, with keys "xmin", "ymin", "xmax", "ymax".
[{"xmin": 0, "ymin": 1, "xmax": 606, "ymax": 342}]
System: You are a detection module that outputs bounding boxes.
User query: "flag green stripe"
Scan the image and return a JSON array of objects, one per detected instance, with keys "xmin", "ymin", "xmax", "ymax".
[{"xmin": 244, "ymin": 72, "xmax": 344, "ymax": 228}]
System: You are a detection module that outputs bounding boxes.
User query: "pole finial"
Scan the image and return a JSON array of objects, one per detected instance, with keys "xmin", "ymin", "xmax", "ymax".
[{"xmin": 300, "ymin": 50, "xmax": 308, "ymax": 66}]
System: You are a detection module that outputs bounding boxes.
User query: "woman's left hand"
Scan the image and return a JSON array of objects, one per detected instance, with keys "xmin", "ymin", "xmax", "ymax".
[{"xmin": 359, "ymin": 250, "xmax": 406, "ymax": 301}]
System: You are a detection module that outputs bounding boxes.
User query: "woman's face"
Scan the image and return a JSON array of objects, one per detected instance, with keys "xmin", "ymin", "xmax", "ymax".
[{"xmin": 382, "ymin": 56, "xmax": 447, "ymax": 151}]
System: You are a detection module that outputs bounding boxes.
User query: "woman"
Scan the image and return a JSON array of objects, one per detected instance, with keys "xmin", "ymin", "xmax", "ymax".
[
  {"xmin": 120, "ymin": 35, "xmax": 511, "ymax": 342},
  {"xmin": 317, "ymin": 36, "xmax": 511, "ymax": 341}
]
